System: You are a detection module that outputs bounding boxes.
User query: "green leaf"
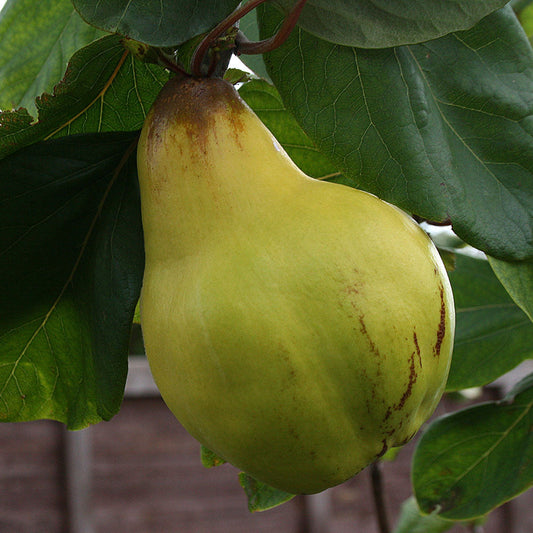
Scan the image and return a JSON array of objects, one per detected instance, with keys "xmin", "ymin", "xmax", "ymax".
[
  {"xmin": 413, "ymin": 374, "xmax": 533, "ymax": 520},
  {"xmin": 200, "ymin": 445, "xmax": 227, "ymax": 468},
  {"xmin": 238, "ymin": 473, "xmax": 295, "ymax": 512},
  {"xmin": 0, "ymin": 34, "xmax": 169, "ymax": 159},
  {"xmin": 488, "ymin": 257, "xmax": 533, "ymax": 322},
  {"xmin": 0, "ymin": 131, "xmax": 143, "ymax": 428},
  {"xmin": 260, "ymin": 5, "xmax": 533, "ymax": 261},
  {"xmin": 72, "ymin": 0, "xmax": 240, "ymax": 47},
  {"xmin": 393, "ymin": 496, "xmax": 488, "ymax": 532},
  {"xmin": 393, "ymin": 497, "xmax": 454, "ymax": 533},
  {"xmin": 0, "ymin": 0, "xmax": 103, "ymax": 117},
  {"xmin": 274, "ymin": 0, "xmax": 508, "ymax": 48},
  {"xmin": 446, "ymin": 254, "xmax": 533, "ymax": 391},
  {"xmin": 239, "ymin": 78, "xmax": 342, "ymax": 180}
]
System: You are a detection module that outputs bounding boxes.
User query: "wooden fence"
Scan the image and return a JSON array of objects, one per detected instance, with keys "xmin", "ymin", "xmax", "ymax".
[{"xmin": 1, "ymin": 357, "xmax": 531, "ymax": 533}]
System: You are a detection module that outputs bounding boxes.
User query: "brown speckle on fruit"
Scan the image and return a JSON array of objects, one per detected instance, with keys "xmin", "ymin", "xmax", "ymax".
[
  {"xmin": 396, "ymin": 349, "xmax": 418, "ymax": 412},
  {"xmin": 358, "ymin": 316, "xmax": 381, "ymax": 360},
  {"xmin": 434, "ymin": 284, "xmax": 447, "ymax": 358},
  {"xmin": 413, "ymin": 330, "xmax": 422, "ymax": 367}
]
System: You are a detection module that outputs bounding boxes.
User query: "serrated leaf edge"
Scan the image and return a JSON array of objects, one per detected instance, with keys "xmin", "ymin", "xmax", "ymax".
[{"xmin": 43, "ymin": 49, "xmax": 130, "ymax": 140}]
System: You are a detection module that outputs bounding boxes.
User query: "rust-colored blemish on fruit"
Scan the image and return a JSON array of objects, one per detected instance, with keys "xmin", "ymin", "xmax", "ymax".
[
  {"xmin": 382, "ymin": 348, "xmax": 420, "ymax": 427},
  {"xmin": 384, "ymin": 417, "xmax": 403, "ymax": 436},
  {"xmin": 345, "ymin": 284, "xmax": 359, "ymax": 297},
  {"xmin": 396, "ymin": 429, "xmax": 417, "ymax": 447},
  {"xmin": 413, "ymin": 330, "xmax": 422, "ymax": 367},
  {"xmin": 344, "ymin": 272, "xmax": 363, "ymax": 299},
  {"xmin": 433, "ymin": 284, "xmax": 447, "ymax": 358},
  {"xmin": 396, "ymin": 349, "xmax": 417, "ymax": 412},
  {"xmin": 358, "ymin": 315, "xmax": 380, "ymax": 359},
  {"xmin": 146, "ymin": 74, "xmax": 247, "ymax": 158},
  {"xmin": 376, "ymin": 440, "xmax": 388, "ymax": 458}
]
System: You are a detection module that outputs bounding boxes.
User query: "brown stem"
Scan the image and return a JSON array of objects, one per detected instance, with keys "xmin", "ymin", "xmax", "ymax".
[
  {"xmin": 191, "ymin": 0, "xmax": 309, "ymax": 75},
  {"xmin": 370, "ymin": 462, "xmax": 391, "ymax": 533},
  {"xmin": 191, "ymin": 0, "xmax": 270, "ymax": 76},
  {"xmin": 236, "ymin": 0, "xmax": 309, "ymax": 55}
]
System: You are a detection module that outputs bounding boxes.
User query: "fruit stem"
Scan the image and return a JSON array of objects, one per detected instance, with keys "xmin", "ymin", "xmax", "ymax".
[
  {"xmin": 370, "ymin": 462, "xmax": 391, "ymax": 533},
  {"xmin": 191, "ymin": 0, "xmax": 268, "ymax": 76},
  {"xmin": 191, "ymin": 0, "xmax": 309, "ymax": 76}
]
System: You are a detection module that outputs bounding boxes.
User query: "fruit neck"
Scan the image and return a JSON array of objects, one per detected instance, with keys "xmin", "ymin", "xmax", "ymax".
[{"xmin": 138, "ymin": 76, "xmax": 307, "ymax": 260}]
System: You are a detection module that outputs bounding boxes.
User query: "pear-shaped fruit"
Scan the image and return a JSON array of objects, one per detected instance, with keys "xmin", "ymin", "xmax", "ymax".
[{"xmin": 137, "ymin": 74, "xmax": 455, "ymax": 495}]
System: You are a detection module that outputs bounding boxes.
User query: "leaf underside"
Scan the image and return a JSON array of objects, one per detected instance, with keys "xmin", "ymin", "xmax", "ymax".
[
  {"xmin": 274, "ymin": 0, "xmax": 509, "ymax": 48},
  {"xmin": 71, "ymin": 0, "xmax": 240, "ymax": 47}
]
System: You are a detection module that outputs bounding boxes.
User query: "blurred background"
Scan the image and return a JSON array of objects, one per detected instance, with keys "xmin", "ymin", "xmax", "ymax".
[{"xmin": 1, "ymin": 325, "xmax": 531, "ymax": 533}]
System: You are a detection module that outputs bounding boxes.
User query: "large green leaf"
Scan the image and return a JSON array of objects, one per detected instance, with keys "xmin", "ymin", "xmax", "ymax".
[
  {"xmin": 273, "ymin": 0, "xmax": 508, "ymax": 48},
  {"xmin": 0, "ymin": 34, "xmax": 169, "ymax": 159},
  {"xmin": 259, "ymin": 5, "xmax": 533, "ymax": 261},
  {"xmin": 0, "ymin": 131, "xmax": 143, "ymax": 429},
  {"xmin": 446, "ymin": 254, "xmax": 533, "ymax": 391},
  {"xmin": 72, "ymin": 0, "xmax": 240, "ymax": 47},
  {"xmin": 413, "ymin": 374, "xmax": 533, "ymax": 520},
  {"xmin": 0, "ymin": 0, "xmax": 103, "ymax": 117}
]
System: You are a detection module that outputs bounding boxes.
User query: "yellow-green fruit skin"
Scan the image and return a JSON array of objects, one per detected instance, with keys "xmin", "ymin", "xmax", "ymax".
[{"xmin": 137, "ymin": 75, "xmax": 455, "ymax": 495}]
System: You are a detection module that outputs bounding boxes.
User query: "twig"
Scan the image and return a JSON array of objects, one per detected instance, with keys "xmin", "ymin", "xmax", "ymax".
[
  {"xmin": 155, "ymin": 49, "xmax": 189, "ymax": 75},
  {"xmin": 191, "ymin": 0, "xmax": 270, "ymax": 76},
  {"xmin": 370, "ymin": 462, "xmax": 391, "ymax": 533},
  {"xmin": 191, "ymin": 0, "xmax": 309, "ymax": 76}
]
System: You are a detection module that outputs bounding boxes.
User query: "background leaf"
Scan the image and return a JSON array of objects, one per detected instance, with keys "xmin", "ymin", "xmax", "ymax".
[
  {"xmin": 72, "ymin": 0, "xmax": 240, "ymax": 47},
  {"xmin": 488, "ymin": 257, "xmax": 533, "ymax": 322},
  {"xmin": 274, "ymin": 0, "xmax": 508, "ymax": 48},
  {"xmin": 200, "ymin": 445, "xmax": 227, "ymax": 468},
  {"xmin": 0, "ymin": 34, "xmax": 169, "ymax": 159},
  {"xmin": 0, "ymin": 0, "xmax": 103, "ymax": 117},
  {"xmin": 259, "ymin": 5, "xmax": 533, "ymax": 261},
  {"xmin": 238, "ymin": 473, "xmax": 295, "ymax": 512},
  {"xmin": 393, "ymin": 496, "xmax": 454, "ymax": 533},
  {"xmin": 0, "ymin": 131, "xmax": 143, "ymax": 428},
  {"xmin": 413, "ymin": 374, "xmax": 533, "ymax": 520},
  {"xmin": 446, "ymin": 254, "xmax": 533, "ymax": 391}
]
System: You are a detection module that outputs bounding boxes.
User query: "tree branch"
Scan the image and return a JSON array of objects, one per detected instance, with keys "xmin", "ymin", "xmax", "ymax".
[{"xmin": 370, "ymin": 462, "xmax": 391, "ymax": 533}]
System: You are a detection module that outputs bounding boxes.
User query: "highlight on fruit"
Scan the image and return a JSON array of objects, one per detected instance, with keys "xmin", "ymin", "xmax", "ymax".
[{"xmin": 136, "ymin": 72, "xmax": 455, "ymax": 495}]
